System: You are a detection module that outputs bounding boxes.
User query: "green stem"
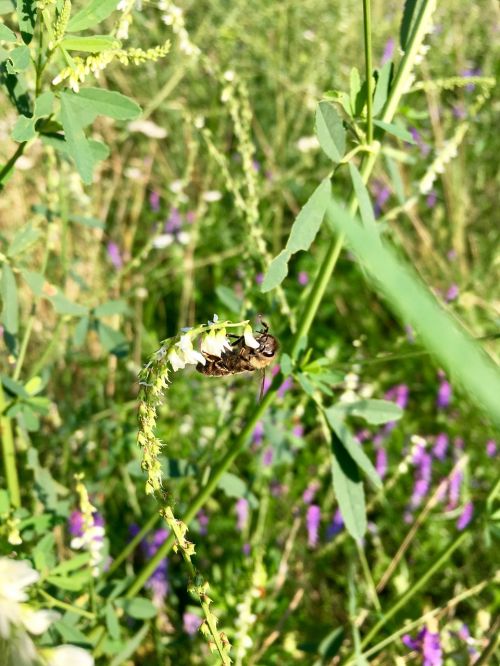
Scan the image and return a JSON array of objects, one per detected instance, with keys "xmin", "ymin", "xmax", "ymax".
[
  {"xmin": 0, "ymin": 142, "xmax": 27, "ymax": 187},
  {"xmin": 362, "ymin": 0, "xmax": 374, "ymax": 144},
  {"xmin": 127, "ymin": 382, "xmax": 278, "ymax": 598},
  {"xmin": 356, "ymin": 541, "xmax": 381, "ymax": 612},
  {"xmin": 344, "ymin": 532, "xmax": 467, "ymax": 662},
  {"xmin": 38, "ymin": 589, "xmax": 95, "ymax": 620},
  {"xmin": 0, "ymin": 382, "xmax": 21, "ymax": 507}
]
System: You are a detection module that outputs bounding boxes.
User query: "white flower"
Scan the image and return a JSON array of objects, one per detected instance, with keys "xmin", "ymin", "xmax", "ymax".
[
  {"xmin": 0, "ymin": 558, "xmax": 39, "ymax": 604},
  {"xmin": 127, "ymin": 120, "xmax": 167, "ymax": 139},
  {"xmin": 20, "ymin": 608, "xmax": 60, "ymax": 635},
  {"xmin": 176, "ymin": 335, "xmax": 205, "ymax": 365},
  {"xmin": 243, "ymin": 325, "xmax": 259, "ymax": 350},
  {"xmin": 153, "ymin": 234, "xmax": 174, "ymax": 249},
  {"xmin": 202, "ymin": 190, "xmax": 222, "ymax": 202},
  {"xmin": 168, "ymin": 348, "xmax": 187, "ymax": 371},
  {"xmin": 201, "ymin": 329, "xmax": 232, "ymax": 357},
  {"xmin": 296, "ymin": 136, "xmax": 319, "ymax": 153},
  {"xmin": 45, "ymin": 645, "xmax": 94, "ymax": 666}
]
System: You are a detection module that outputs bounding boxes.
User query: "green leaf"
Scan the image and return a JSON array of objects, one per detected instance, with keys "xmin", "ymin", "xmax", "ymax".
[
  {"xmin": 330, "ymin": 431, "xmax": 366, "ymax": 541},
  {"xmin": 1, "ymin": 374, "xmax": 28, "ymax": 397},
  {"xmin": 9, "ymin": 43, "xmax": 30, "ymax": 71},
  {"xmin": 349, "ymin": 67, "xmax": 361, "ymax": 115},
  {"xmin": 21, "ymin": 269, "xmax": 44, "ymax": 296},
  {"xmin": 34, "ymin": 91, "xmax": 54, "ymax": 117},
  {"xmin": 33, "ymin": 533, "xmax": 55, "ymax": 573},
  {"xmin": 11, "ymin": 114, "xmax": 35, "ymax": 141},
  {"xmin": 47, "ymin": 572, "xmax": 91, "ymax": 591},
  {"xmin": 73, "ymin": 316, "xmax": 89, "ymax": 347},
  {"xmin": 218, "ymin": 472, "xmax": 247, "ymax": 498},
  {"xmin": 67, "ymin": 0, "xmax": 119, "ymax": 33},
  {"xmin": 69, "ymin": 214, "xmax": 105, "ymax": 229},
  {"xmin": 94, "ymin": 299, "xmax": 128, "ymax": 317},
  {"xmin": 296, "ymin": 372, "xmax": 317, "ymax": 398},
  {"xmin": 260, "ymin": 249, "xmax": 291, "ymax": 293},
  {"xmin": 400, "ymin": 0, "xmax": 425, "ymax": 51},
  {"xmin": 53, "ymin": 618, "xmax": 92, "ymax": 647},
  {"xmin": 325, "ymin": 408, "xmax": 382, "ymax": 489},
  {"xmin": 326, "ymin": 199, "xmax": 500, "ymax": 428},
  {"xmin": 49, "ymin": 552, "xmax": 90, "ymax": 576},
  {"xmin": 105, "ymin": 603, "xmax": 121, "ymax": 640},
  {"xmin": 348, "ymin": 163, "xmax": 378, "ymax": 233},
  {"xmin": 0, "ymin": 24, "xmax": 17, "ymax": 42},
  {"xmin": 384, "ymin": 154, "xmax": 405, "ymax": 205},
  {"xmin": 109, "ymin": 622, "xmax": 150, "ymax": 666},
  {"xmin": 280, "ymin": 353, "xmax": 293, "ymax": 377},
  {"xmin": 286, "ymin": 178, "xmax": 331, "ymax": 253},
  {"xmin": 76, "ymin": 87, "xmax": 141, "ymax": 122},
  {"xmin": 215, "ymin": 285, "xmax": 242, "ymax": 314},
  {"xmin": 97, "ymin": 321, "xmax": 128, "ymax": 354},
  {"xmin": 49, "ymin": 292, "xmax": 89, "ymax": 316},
  {"xmin": 7, "ymin": 223, "xmax": 41, "ymax": 256},
  {"xmin": 59, "ymin": 91, "xmax": 96, "ymax": 184},
  {"xmin": 374, "ymin": 119, "xmax": 415, "ymax": 144},
  {"xmin": 117, "ymin": 597, "xmax": 157, "ymax": 620},
  {"xmin": 315, "ymin": 102, "xmax": 346, "ymax": 163},
  {"xmin": 60, "ymin": 35, "xmax": 120, "ymax": 53},
  {"xmin": 373, "ymin": 62, "xmax": 393, "ymax": 116},
  {"xmin": 16, "ymin": 0, "xmax": 35, "ymax": 44},
  {"xmin": 331, "ymin": 399, "xmax": 403, "ymax": 425},
  {"xmin": 1, "ymin": 263, "xmax": 18, "ymax": 334}
]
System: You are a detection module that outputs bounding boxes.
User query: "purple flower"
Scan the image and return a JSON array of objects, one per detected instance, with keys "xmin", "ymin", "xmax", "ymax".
[
  {"xmin": 164, "ymin": 208, "xmax": 182, "ymax": 233},
  {"xmin": 306, "ymin": 505, "xmax": 321, "ymax": 547},
  {"xmin": 183, "ymin": 612, "xmax": 202, "ymax": 635},
  {"xmin": 410, "ymin": 445, "xmax": 432, "ymax": 509},
  {"xmin": 277, "ymin": 376, "xmax": 293, "ymax": 398},
  {"xmin": 461, "ymin": 67, "xmax": 481, "ymax": 91},
  {"xmin": 381, "ymin": 37, "xmax": 395, "ymax": 65},
  {"xmin": 409, "ymin": 127, "xmax": 431, "ymax": 156},
  {"xmin": 255, "ymin": 273, "xmax": 264, "ymax": 285},
  {"xmin": 107, "ymin": 241, "xmax": 123, "ymax": 269},
  {"xmin": 185, "ymin": 211, "xmax": 196, "ymax": 224},
  {"xmin": 403, "ymin": 627, "xmax": 442, "ymax": 666},
  {"xmin": 262, "ymin": 447, "xmax": 273, "ymax": 466},
  {"xmin": 432, "ymin": 433, "xmax": 449, "ymax": 461},
  {"xmin": 327, "ymin": 509, "xmax": 344, "ymax": 539},
  {"xmin": 297, "ymin": 271, "xmax": 309, "ymax": 286},
  {"xmin": 136, "ymin": 528, "xmax": 169, "ymax": 602},
  {"xmin": 242, "ymin": 543, "xmax": 251, "ymax": 556},
  {"xmin": 445, "ymin": 284, "xmax": 459, "ymax": 302},
  {"xmin": 149, "ymin": 190, "xmax": 160, "ymax": 212},
  {"xmin": 447, "ymin": 468, "xmax": 463, "ymax": 510},
  {"xmin": 235, "ymin": 498, "xmax": 249, "ymax": 532},
  {"xmin": 302, "ymin": 481, "xmax": 319, "ymax": 505},
  {"xmin": 426, "ymin": 190, "xmax": 437, "ymax": 208},
  {"xmin": 375, "ymin": 447, "xmax": 388, "ymax": 479},
  {"xmin": 372, "ymin": 180, "xmax": 391, "ymax": 217},
  {"xmin": 197, "ymin": 509, "xmax": 209, "ymax": 535},
  {"xmin": 452, "ymin": 104, "xmax": 467, "ymax": 120},
  {"xmin": 385, "ymin": 383, "xmax": 409, "ymax": 410},
  {"xmin": 292, "ymin": 424, "xmax": 304, "ymax": 438},
  {"xmin": 486, "ymin": 440, "xmax": 497, "ymax": 457},
  {"xmin": 457, "ymin": 501, "xmax": 473, "ymax": 530},
  {"xmin": 252, "ymin": 159, "xmax": 261, "ymax": 172},
  {"xmin": 68, "ymin": 510, "xmax": 85, "ymax": 537},
  {"xmin": 436, "ymin": 378, "xmax": 452, "ymax": 409},
  {"xmin": 252, "ymin": 421, "xmax": 264, "ymax": 446}
]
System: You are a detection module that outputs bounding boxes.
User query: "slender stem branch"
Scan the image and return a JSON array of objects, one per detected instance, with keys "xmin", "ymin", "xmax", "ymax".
[
  {"xmin": 38, "ymin": 589, "xmax": 95, "ymax": 620},
  {"xmin": 362, "ymin": 0, "xmax": 374, "ymax": 144},
  {"xmin": 0, "ymin": 143, "xmax": 27, "ymax": 187},
  {"xmin": 0, "ymin": 382, "xmax": 21, "ymax": 507}
]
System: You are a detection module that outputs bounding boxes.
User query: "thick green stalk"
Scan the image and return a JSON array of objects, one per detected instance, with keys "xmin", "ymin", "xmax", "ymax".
[
  {"xmin": 362, "ymin": 0, "xmax": 374, "ymax": 144},
  {"xmin": 0, "ymin": 382, "xmax": 20, "ymax": 507}
]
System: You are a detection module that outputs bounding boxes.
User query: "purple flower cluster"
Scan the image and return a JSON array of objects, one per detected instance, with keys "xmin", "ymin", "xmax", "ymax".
[
  {"xmin": 436, "ymin": 372, "xmax": 452, "ymax": 409},
  {"xmin": 306, "ymin": 505, "xmax": 321, "ymax": 547},
  {"xmin": 107, "ymin": 241, "xmax": 123, "ymax": 269},
  {"xmin": 410, "ymin": 443, "xmax": 433, "ymax": 510},
  {"xmin": 326, "ymin": 508, "xmax": 344, "ymax": 539},
  {"xmin": 402, "ymin": 627, "xmax": 442, "ymax": 666},
  {"xmin": 235, "ymin": 498, "xmax": 249, "ymax": 532}
]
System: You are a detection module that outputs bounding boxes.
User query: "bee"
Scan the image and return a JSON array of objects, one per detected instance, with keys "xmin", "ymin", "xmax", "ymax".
[{"xmin": 196, "ymin": 321, "xmax": 279, "ymax": 386}]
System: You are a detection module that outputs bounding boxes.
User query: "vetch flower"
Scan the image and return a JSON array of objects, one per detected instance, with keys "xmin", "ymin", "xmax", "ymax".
[
  {"xmin": 235, "ymin": 498, "xmax": 249, "ymax": 532},
  {"xmin": 432, "ymin": 433, "xmax": 449, "ymax": 460},
  {"xmin": 486, "ymin": 440, "xmax": 497, "ymax": 457},
  {"xmin": 302, "ymin": 481, "xmax": 319, "ymax": 505},
  {"xmin": 402, "ymin": 627, "xmax": 442, "ymax": 666},
  {"xmin": 243, "ymin": 325, "xmax": 260, "ymax": 350},
  {"xmin": 183, "ymin": 611, "xmax": 202, "ymax": 636},
  {"xmin": 445, "ymin": 284, "xmax": 459, "ymax": 302},
  {"xmin": 457, "ymin": 501, "xmax": 473, "ymax": 530},
  {"xmin": 327, "ymin": 508, "xmax": 344, "ymax": 539},
  {"xmin": 436, "ymin": 375, "xmax": 452, "ymax": 409},
  {"xmin": 446, "ymin": 467, "xmax": 463, "ymax": 510},
  {"xmin": 201, "ymin": 329, "xmax": 232, "ymax": 358},
  {"xmin": 375, "ymin": 447, "xmax": 388, "ymax": 479},
  {"xmin": 306, "ymin": 505, "xmax": 321, "ymax": 547},
  {"xmin": 107, "ymin": 241, "xmax": 123, "ymax": 269},
  {"xmin": 381, "ymin": 36, "xmax": 395, "ymax": 64},
  {"xmin": 297, "ymin": 271, "xmax": 309, "ymax": 285},
  {"xmin": 149, "ymin": 190, "xmax": 161, "ymax": 211}
]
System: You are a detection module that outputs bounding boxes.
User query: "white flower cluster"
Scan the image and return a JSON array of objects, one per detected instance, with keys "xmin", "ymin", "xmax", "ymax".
[
  {"xmin": 0, "ymin": 558, "xmax": 93, "ymax": 666},
  {"xmin": 70, "ymin": 477, "xmax": 106, "ymax": 578},
  {"xmin": 160, "ymin": 0, "xmax": 201, "ymax": 58},
  {"xmin": 168, "ymin": 334, "xmax": 207, "ymax": 371},
  {"xmin": 419, "ymin": 125, "xmax": 466, "ymax": 195}
]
